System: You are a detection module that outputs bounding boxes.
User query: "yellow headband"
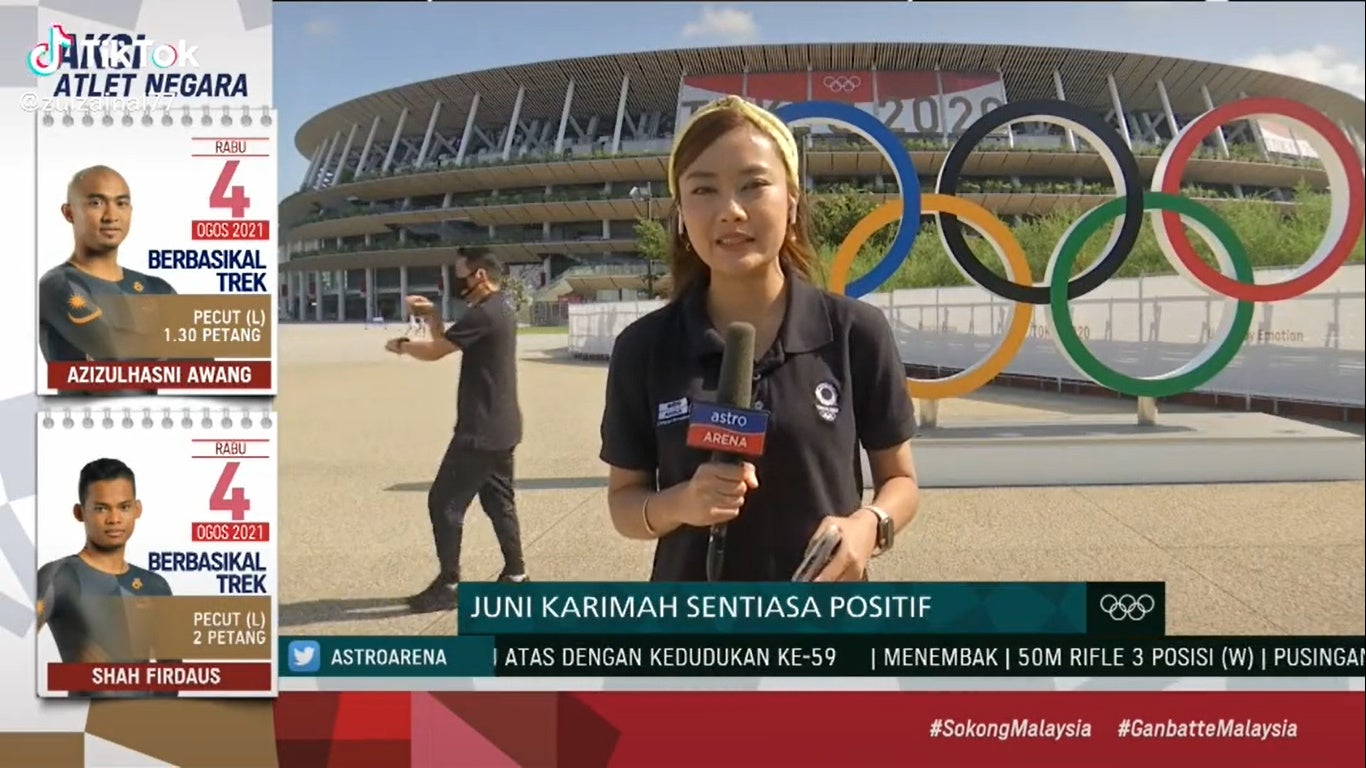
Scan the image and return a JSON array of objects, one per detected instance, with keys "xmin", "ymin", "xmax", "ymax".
[{"xmin": 667, "ymin": 95, "xmax": 801, "ymax": 200}]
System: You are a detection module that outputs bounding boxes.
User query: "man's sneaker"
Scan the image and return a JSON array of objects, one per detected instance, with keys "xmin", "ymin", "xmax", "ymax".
[
  {"xmin": 497, "ymin": 573, "xmax": 530, "ymax": 584},
  {"xmin": 407, "ymin": 576, "xmax": 459, "ymax": 613}
]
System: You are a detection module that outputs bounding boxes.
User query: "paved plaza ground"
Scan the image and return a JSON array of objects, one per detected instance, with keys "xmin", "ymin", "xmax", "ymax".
[{"xmin": 275, "ymin": 323, "xmax": 1365, "ymax": 639}]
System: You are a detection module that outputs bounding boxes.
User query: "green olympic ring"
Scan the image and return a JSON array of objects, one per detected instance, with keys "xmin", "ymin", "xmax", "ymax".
[{"xmin": 1048, "ymin": 192, "xmax": 1256, "ymax": 399}]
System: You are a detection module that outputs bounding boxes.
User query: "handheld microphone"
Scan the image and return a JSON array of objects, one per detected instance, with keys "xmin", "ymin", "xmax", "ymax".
[{"xmin": 683, "ymin": 322, "xmax": 763, "ymax": 582}]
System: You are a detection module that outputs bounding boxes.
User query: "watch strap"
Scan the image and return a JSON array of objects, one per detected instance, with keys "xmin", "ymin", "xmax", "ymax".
[{"xmin": 860, "ymin": 505, "xmax": 893, "ymax": 556}]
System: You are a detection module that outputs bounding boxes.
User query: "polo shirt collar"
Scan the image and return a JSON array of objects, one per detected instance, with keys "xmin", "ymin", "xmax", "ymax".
[{"xmin": 682, "ymin": 269, "xmax": 834, "ymax": 359}]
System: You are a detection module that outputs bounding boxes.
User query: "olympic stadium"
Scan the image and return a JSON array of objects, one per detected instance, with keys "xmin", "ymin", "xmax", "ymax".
[{"xmin": 276, "ymin": 42, "xmax": 1365, "ymax": 328}]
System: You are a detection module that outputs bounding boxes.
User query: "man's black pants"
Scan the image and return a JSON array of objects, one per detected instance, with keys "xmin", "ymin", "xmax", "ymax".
[{"xmin": 427, "ymin": 440, "xmax": 525, "ymax": 581}]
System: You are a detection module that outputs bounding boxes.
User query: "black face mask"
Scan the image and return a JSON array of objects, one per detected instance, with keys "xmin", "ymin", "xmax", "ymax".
[{"xmin": 456, "ymin": 273, "xmax": 477, "ymax": 298}]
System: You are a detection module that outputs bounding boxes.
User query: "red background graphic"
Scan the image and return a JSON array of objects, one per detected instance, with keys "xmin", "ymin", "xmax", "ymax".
[
  {"xmin": 938, "ymin": 71, "xmax": 1004, "ymax": 93},
  {"xmin": 741, "ymin": 72, "xmax": 808, "ymax": 103},
  {"xmin": 271, "ymin": 691, "xmax": 1362, "ymax": 767},
  {"xmin": 6, "ymin": 688, "xmax": 1362, "ymax": 765},
  {"xmin": 875, "ymin": 70, "xmax": 941, "ymax": 100},
  {"xmin": 681, "ymin": 74, "xmax": 743, "ymax": 96}
]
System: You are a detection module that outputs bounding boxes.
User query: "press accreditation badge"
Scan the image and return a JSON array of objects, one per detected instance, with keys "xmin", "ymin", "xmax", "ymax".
[
  {"xmin": 35, "ymin": 408, "xmax": 278, "ymax": 698},
  {"xmin": 34, "ymin": 106, "xmax": 279, "ymax": 396}
]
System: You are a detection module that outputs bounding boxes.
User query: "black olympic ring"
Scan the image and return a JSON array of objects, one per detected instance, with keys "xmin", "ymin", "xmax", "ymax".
[
  {"xmin": 1099, "ymin": 593, "xmax": 1156, "ymax": 621},
  {"xmin": 935, "ymin": 99, "xmax": 1144, "ymax": 305}
]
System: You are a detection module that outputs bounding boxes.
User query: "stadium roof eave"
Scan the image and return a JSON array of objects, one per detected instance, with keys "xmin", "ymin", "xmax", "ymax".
[{"xmin": 294, "ymin": 42, "xmax": 1366, "ymax": 156}]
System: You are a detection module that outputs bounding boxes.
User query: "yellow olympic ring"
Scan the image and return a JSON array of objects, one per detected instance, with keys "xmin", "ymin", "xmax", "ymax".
[{"xmin": 827, "ymin": 194, "xmax": 1034, "ymax": 401}]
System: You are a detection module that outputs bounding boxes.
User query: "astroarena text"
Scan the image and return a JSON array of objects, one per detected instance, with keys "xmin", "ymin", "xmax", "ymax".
[{"xmin": 329, "ymin": 648, "xmax": 449, "ymax": 668}]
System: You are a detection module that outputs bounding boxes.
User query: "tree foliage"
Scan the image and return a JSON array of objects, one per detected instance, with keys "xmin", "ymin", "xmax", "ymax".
[
  {"xmin": 634, "ymin": 217, "xmax": 670, "ymax": 267},
  {"xmin": 633, "ymin": 216, "xmax": 671, "ymax": 296},
  {"xmin": 502, "ymin": 275, "xmax": 530, "ymax": 310}
]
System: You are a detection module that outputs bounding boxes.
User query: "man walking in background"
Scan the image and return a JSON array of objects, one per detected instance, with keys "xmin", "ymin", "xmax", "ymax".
[{"xmin": 384, "ymin": 247, "xmax": 529, "ymax": 613}]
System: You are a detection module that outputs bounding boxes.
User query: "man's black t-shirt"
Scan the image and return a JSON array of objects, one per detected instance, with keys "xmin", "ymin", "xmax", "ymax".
[
  {"xmin": 36, "ymin": 554, "xmax": 174, "ymax": 664},
  {"xmin": 444, "ymin": 292, "xmax": 523, "ymax": 452},
  {"xmin": 37, "ymin": 261, "xmax": 177, "ymax": 363}
]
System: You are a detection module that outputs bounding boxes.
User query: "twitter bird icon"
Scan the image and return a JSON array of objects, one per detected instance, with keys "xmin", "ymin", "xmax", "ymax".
[{"xmin": 288, "ymin": 640, "xmax": 321, "ymax": 673}]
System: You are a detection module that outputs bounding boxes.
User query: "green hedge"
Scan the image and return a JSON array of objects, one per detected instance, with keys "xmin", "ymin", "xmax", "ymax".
[{"xmin": 806, "ymin": 185, "xmax": 1364, "ymax": 291}]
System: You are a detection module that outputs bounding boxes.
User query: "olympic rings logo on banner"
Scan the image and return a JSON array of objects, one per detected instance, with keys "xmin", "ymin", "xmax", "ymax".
[
  {"xmin": 772, "ymin": 98, "xmax": 1365, "ymax": 402},
  {"xmin": 1099, "ymin": 593, "xmax": 1156, "ymax": 621},
  {"xmin": 822, "ymin": 76, "xmax": 862, "ymax": 93}
]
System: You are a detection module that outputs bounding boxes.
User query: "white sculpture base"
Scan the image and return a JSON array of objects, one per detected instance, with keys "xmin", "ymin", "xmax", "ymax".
[{"xmin": 868, "ymin": 412, "xmax": 1365, "ymax": 488}]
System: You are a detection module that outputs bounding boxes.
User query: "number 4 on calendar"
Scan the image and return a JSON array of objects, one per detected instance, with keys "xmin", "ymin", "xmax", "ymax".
[
  {"xmin": 210, "ymin": 461, "xmax": 252, "ymax": 520},
  {"xmin": 209, "ymin": 160, "xmax": 251, "ymax": 218}
]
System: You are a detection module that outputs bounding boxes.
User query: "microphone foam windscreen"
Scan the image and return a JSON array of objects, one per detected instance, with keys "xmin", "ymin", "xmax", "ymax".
[{"xmin": 714, "ymin": 322, "xmax": 756, "ymax": 408}]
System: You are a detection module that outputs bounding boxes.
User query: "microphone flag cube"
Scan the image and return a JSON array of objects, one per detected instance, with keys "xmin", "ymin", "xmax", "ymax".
[{"xmin": 685, "ymin": 403, "xmax": 769, "ymax": 458}]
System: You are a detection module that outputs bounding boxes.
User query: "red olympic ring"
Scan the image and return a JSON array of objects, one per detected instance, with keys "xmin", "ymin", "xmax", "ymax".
[{"xmin": 1156, "ymin": 97, "xmax": 1364, "ymax": 303}]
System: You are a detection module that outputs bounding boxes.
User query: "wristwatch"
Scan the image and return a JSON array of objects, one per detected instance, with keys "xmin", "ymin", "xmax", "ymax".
[{"xmin": 860, "ymin": 505, "xmax": 894, "ymax": 556}]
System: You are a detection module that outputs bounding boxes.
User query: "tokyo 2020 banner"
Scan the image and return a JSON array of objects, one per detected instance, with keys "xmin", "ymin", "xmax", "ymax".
[{"xmin": 774, "ymin": 98, "xmax": 1364, "ymax": 401}]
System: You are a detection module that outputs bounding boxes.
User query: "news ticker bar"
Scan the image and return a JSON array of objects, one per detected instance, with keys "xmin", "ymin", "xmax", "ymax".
[
  {"xmin": 456, "ymin": 581, "xmax": 1167, "ymax": 637},
  {"xmin": 278, "ymin": 635, "xmax": 1364, "ymax": 678}
]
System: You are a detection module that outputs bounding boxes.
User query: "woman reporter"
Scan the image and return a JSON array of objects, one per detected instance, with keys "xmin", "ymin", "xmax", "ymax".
[{"xmin": 598, "ymin": 96, "xmax": 921, "ymax": 582}]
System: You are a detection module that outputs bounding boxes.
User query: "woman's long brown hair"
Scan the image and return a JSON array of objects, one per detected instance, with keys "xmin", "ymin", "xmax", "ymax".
[{"xmin": 665, "ymin": 108, "xmax": 820, "ymax": 300}]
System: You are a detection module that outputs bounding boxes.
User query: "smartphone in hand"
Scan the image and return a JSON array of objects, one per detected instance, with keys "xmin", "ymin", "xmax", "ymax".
[{"xmin": 792, "ymin": 525, "xmax": 842, "ymax": 582}]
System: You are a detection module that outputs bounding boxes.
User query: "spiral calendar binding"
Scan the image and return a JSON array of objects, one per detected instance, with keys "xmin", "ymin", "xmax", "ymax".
[
  {"xmin": 40, "ymin": 407, "xmax": 274, "ymax": 431},
  {"xmin": 39, "ymin": 105, "xmax": 275, "ymax": 129}
]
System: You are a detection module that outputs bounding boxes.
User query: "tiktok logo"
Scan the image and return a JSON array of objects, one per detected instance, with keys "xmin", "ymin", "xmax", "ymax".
[{"xmin": 28, "ymin": 24, "xmax": 75, "ymax": 77}]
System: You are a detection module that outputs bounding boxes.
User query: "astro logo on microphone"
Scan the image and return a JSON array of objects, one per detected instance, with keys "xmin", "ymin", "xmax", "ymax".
[{"xmin": 685, "ymin": 403, "xmax": 770, "ymax": 457}]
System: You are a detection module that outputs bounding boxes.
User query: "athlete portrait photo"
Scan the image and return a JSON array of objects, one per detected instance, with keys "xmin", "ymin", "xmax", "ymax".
[
  {"xmin": 37, "ymin": 165, "xmax": 178, "ymax": 366},
  {"xmin": 36, "ymin": 458, "xmax": 173, "ymax": 669}
]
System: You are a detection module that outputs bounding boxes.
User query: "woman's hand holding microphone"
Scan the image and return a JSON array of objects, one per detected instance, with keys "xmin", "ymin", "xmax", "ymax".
[{"xmin": 674, "ymin": 461, "xmax": 759, "ymax": 528}]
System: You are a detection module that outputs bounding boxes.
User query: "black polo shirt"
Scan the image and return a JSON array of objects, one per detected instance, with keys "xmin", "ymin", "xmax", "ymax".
[
  {"xmin": 600, "ymin": 275, "xmax": 916, "ymax": 582},
  {"xmin": 445, "ymin": 292, "xmax": 522, "ymax": 452}
]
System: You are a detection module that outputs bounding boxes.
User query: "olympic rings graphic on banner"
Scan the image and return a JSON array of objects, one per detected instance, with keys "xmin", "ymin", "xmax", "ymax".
[
  {"xmin": 1099, "ymin": 594, "xmax": 1155, "ymax": 621},
  {"xmin": 822, "ymin": 76, "xmax": 863, "ymax": 93},
  {"xmin": 772, "ymin": 97, "xmax": 1365, "ymax": 402}
]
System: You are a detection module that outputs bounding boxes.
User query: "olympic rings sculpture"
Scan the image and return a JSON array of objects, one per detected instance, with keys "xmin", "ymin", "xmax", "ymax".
[{"xmin": 772, "ymin": 98, "xmax": 1364, "ymax": 401}]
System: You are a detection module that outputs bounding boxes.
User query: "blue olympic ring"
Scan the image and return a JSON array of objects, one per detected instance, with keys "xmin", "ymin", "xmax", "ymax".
[{"xmin": 773, "ymin": 102, "xmax": 921, "ymax": 298}]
